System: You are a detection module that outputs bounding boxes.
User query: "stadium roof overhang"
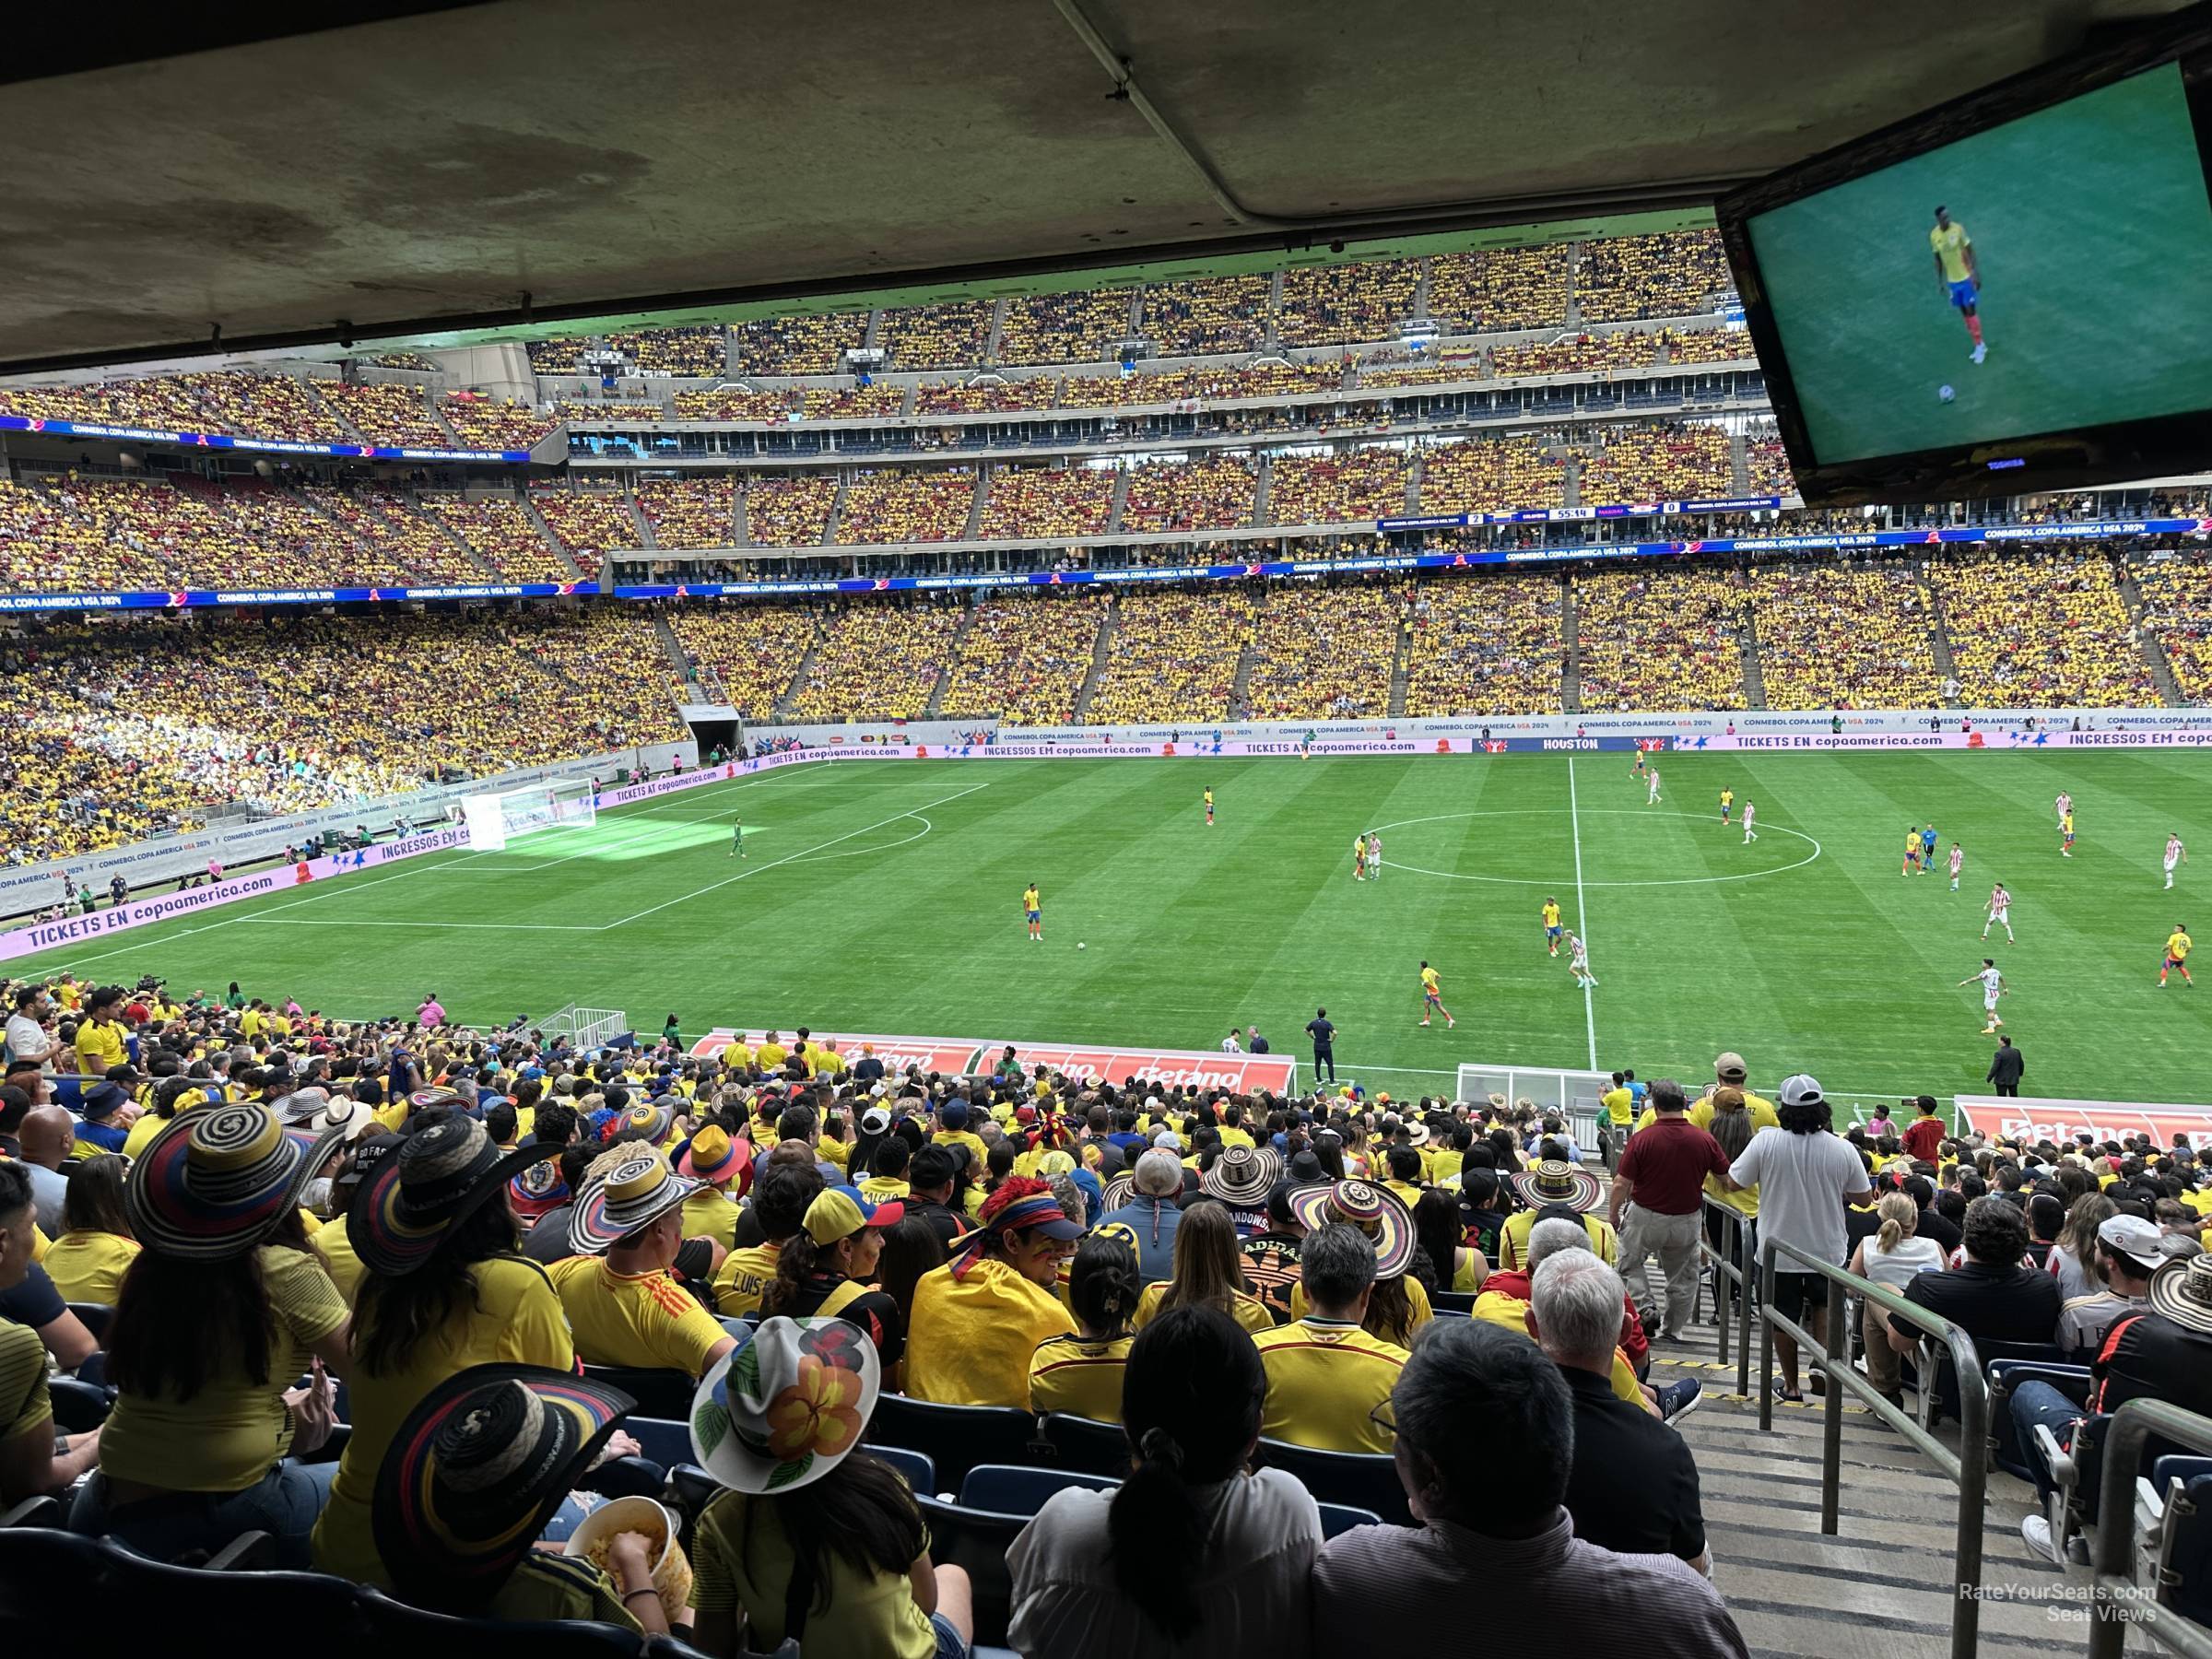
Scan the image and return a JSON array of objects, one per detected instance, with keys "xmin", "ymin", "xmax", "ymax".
[{"xmin": 0, "ymin": 0, "xmax": 2187, "ymax": 376}]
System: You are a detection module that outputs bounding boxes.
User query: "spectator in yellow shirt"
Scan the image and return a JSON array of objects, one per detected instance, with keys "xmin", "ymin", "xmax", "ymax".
[
  {"xmin": 73, "ymin": 986, "xmax": 127, "ymax": 1078},
  {"xmin": 1030, "ymin": 1234, "xmax": 1143, "ymax": 1419},
  {"xmin": 1253, "ymin": 1224, "xmax": 1407, "ymax": 1453},
  {"xmin": 39, "ymin": 1154, "xmax": 139, "ymax": 1305},
  {"xmin": 674, "ymin": 1125, "xmax": 748, "ymax": 1253},
  {"xmin": 549, "ymin": 1150, "xmax": 735, "ymax": 1379},
  {"xmin": 906, "ymin": 1177, "xmax": 1081, "ymax": 1406},
  {"xmin": 1133, "ymin": 1201, "xmax": 1276, "ymax": 1335}
]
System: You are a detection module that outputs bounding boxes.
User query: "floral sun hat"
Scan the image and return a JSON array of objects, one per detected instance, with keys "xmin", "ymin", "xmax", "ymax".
[{"xmin": 688, "ymin": 1315, "xmax": 881, "ymax": 1494}]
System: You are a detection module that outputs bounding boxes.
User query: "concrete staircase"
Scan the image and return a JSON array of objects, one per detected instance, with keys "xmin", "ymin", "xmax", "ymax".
[
  {"xmin": 1646, "ymin": 1302, "xmax": 2077, "ymax": 1659},
  {"xmin": 1729, "ymin": 429, "xmax": 1751, "ymax": 495},
  {"xmin": 1072, "ymin": 597, "xmax": 1118, "ymax": 721},
  {"xmin": 1561, "ymin": 575, "xmax": 1583, "ymax": 712},
  {"xmin": 1403, "ymin": 452, "xmax": 1424, "ymax": 516},
  {"xmin": 962, "ymin": 470, "xmax": 989, "ymax": 542},
  {"xmin": 985, "ymin": 299, "xmax": 1006, "ymax": 363},
  {"xmin": 1386, "ymin": 615, "xmax": 1411, "ymax": 718},
  {"xmin": 924, "ymin": 605, "xmax": 979, "ymax": 719},
  {"xmin": 1921, "ymin": 565, "xmax": 1965, "ymax": 704},
  {"xmin": 1253, "ymin": 456, "xmax": 1275, "ymax": 527},
  {"xmin": 731, "ymin": 488, "xmax": 751, "ymax": 548},
  {"xmin": 1563, "ymin": 240, "xmax": 1582, "ymax": 324},
  {"xmin": 822, "ymin": 476, "xmax": 853, "ymax": 546},
  {"xmin": 416, "ymin": 496, "xmax": 506, "ymax": 582},
  {"xmin": 1228, "ymin": 610, "xmax": 1262, "ymax": 721},
  {"xmin": 2112, "ymin": 556, "xmax": 2190, "ymax": 708},
  {"xmin": 650, "ymin": 609, "xmax": 696, "ymax": 696},
  {"xmin": 771, "ymin": 621, "xmax": 827, "ymax": 720},
  {"xmin": 1105, "ymin": 468, "xmax": 1132, "ymax": 535},
  {"xmin": 518, "ymin": 494, "xmax": 586, "ymax": 581},
  {"xmin": 1738, "ymin": 601, "xmax": 1769, "ymax": 709}
]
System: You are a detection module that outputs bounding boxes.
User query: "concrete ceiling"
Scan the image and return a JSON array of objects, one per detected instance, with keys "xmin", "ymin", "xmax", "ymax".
[{"xmin": 0, "ymin": 0, "xmax": 2183, "ymax": 373}]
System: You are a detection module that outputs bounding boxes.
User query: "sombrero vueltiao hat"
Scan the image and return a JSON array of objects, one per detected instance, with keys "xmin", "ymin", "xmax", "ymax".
[
  {"xmin": 1510, "ymin": 1158, "xmax": 1603, "ymax": 1215},
  {"xmin": 127, "ymin": 1102, "xmax": 348, "ymax": 1263},
  {"xmin": 1201, "ymin": 1144, "xmax": 1282, "ymax": 1208},
  {"xmin": 2148, "ymin": 1252, "xmax": 2212, "ymax": 1335},
  {"xmin": 1096, "ymin": 1171, "xmax": 1137, "ymax": 1216},
  {"xmin": 677, "ymin": 1124, "xmax": 750, "ymax": 1195},
  {"xmin": 507, "ymin": 1155, "xmax": 571, "ymax": 1222},
  {"xmin": 1287, "ymin": 1178, "xmax": 1416, "ymax": 1277},
  {"xmin": 617, "ymin": 1099, "xmax": 677, "ymax": 1147},
  {"xmin": 689, "ymin": 1316, "xmax": 880, "ymax": 1496},
  {"xmin": 373, "ymin": 1362, "xmax": 633, "ymax": 1614},
  {"xmin": 349, "ymin": 1113, "xmax": 546, "ymax": 1277},
  {"xmin": 567, "ymin": 1150, "xmax": 700, "ymax": 1257}
]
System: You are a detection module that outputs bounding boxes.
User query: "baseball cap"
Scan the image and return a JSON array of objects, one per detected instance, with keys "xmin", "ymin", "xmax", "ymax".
[
  {"xmin": 1777, "ymin": 1074, "xmax": 1824, "ymax": 1108},
  {"xmin": 1714, "ymin": 1052, "xmax": 1748, "ymax": 1082},
  {"xmin": 2100, "ymin": 1214, "xmax": 2166, "ymax": 1271},
  {"xmin": 939, "ymin": 1101, "xmax": 970, "ymax": 1131},
  {"xmin": 804, "ymin": 1185, "xmax": 906, "ymax": 1244},
  {"xmin": 861, "ymin": 1106, "xmax": 891, "ymax": 1135}
]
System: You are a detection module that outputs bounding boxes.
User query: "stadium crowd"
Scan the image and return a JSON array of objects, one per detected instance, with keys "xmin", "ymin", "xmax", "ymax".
[
  {"xmin": 534, "ymin": 490, "xmax": 642, "ymax": 580},
  {"xmin": 782, "ymin": 602, "xmax": 966, "ymax": 724},
  {"xmin": 937, "ymin": 593, "xmax": 1111, "ymax": 725},
  {"xmin": 1425, "ymin": 246, "xmax": 1570, "ymax": 333},
  {"xmin": 1139, "ymin": 277, "xmax": 1272, "ymax": 358},
  {"xmin": 1928, "ymin": 549, "xmax": 2159, "ymax": 708},
  {"xmin": 997, "ymin": 289, "xmax": 1140, "ymax": 366},
  {"xmin": 736, "ymin": 477, "xmax": 834, "ymax": 548},
  {"xmin": 641, "ymin": 480, "xmax": 738, "ymax": 551},
  {"xmin": 838, "ymin": 471, "xmax": 978, "ymax": 546},
  {"xmin": 1574, "ymin": 566, "xmax": 1750, "ymax": 711},
  {"xmin": 1414, "ymin": 436, "xmax": 1566, "ymax": 514},
  {"xmin": 880, "ymin": 304, "xmax": 994, "ymax": 373},
  {"xmin": 977, "ymin": 468, "xmax": 1114, "ymax": 542},
  {"xmin": 1266, "ymin": 450, "xmax": 1410, "ymax": 526},
  {"xmin": 1242, "ymin": 584, "xmax": 1404, "ymax": 719},
  {"xmin": 2134, "ymin": 552, "xmax": 2212, "ymax": 703},
  {"xmin": 1751, "ymin": 560, "xmax": 1946, "ymax": 711},
  {"xmin": 1273, "ymin": 262, "xmax": 1420, "ymax": 347},
  {"xmin": 728, "ymin": 313, "xmax": 868, "ymax": 377},
  {"xmin": 1573, "ymin": 229, "xmax": 1733, "ymax": 324},
  {"xmin": 421, "ymin": 496, "xmax": 577, "ymax": 583},
  {"xmin": 17, "ymin": 985, "xmax": 2198, "ymax": 1651},
  {"xmin": 316, "ymin": 381, "xmax": 453, "ymax": 449},
  {"xmin": 1576, "ymin": 423, "xmax": 1735, "ymax": 505},
  {"xmin": 665, "ymin": 604, "xmax": 812, "ymax": 721},
  {"xmin": 1116, "ymin": 456, "xmax": 1259, "ymax": 534},
  {"xmin": 1082, "ymin": 589, "xmax": 1256, "ymax": 724},
  {"xmin": 1403, "ymin": 574, "xmax": 1566, "ymax": 715}
]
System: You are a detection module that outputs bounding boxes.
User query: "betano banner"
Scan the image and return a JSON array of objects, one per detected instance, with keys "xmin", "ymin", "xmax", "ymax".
[
  {"xmin": 686, "ymin": 1026, "xmax": 1299, "ymax": 1094},
  {"xmin": 1955, "ymin": 1094, "xmax": 2212, "ymax": 1146}
]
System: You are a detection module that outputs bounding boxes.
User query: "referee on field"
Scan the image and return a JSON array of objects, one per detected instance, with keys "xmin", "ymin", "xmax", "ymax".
[{"xmin": 1306, "ymin": 1007, "xmax": 1337, "ymax": 1084}]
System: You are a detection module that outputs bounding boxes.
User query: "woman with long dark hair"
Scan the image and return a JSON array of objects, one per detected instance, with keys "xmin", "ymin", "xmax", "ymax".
[
  {"xmin": 1411, "ymin": 1189, "xmax": 1487, "ymax": 1294},
  {"xmin": 41, "ymin": 1153, "xmax": 139, "ymax": 1306},
  {"xmin": 687, "ymin": 1317, "xmax": 973, "ymax": 1658},
  {"xmin": 760, "ymin": 1186, "xmax": 908, "ymax": 1368},
  {"xmin": 69, "ymin": 1105, "xmax": 352, "ymax": 1567},
  {"xmin": 1009, "ymin": 1306, "xmax": 1323, "ymax": 1656},
  {"xmin": 312, "ymin": 1112, "xmax": 567, "ymax": 1585}
]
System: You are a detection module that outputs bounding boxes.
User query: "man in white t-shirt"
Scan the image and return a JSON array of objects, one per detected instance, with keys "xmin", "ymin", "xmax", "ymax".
[
  {"xmin": 3, "ymin": 986, "xmax": 53, "ymax": 1072},
  {"xmin": 1727, "ymin": 1075, "xmax": 1872, "ymax": 1403}
]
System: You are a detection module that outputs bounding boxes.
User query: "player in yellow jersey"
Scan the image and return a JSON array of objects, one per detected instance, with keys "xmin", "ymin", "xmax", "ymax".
[
  {"xmin": 1204, "ymin": 787, "xmax": 1214, "ymax": 827},
  {"xmin": 1023, "ymin": 883, "xmax": 1042, "ymax": 942},
  {"xmin": 2162, "ymin": 924, "xmax": 2194, "ymax": 988},
  {"xmin": 1541, "ymin": 897, "xmax": 1563, "ymax": 957},
  {"xmin": 1904, "ymin": 825, "xmax": 1923, "ymax": 877},
  {"xmin": 1931, "ymin": 206, "xmax": 1986, "ymax": 363},
  {"xmin": 1719, "ymin": 786, "xmax": 1734, "ymax": 825},
  {"xmin": 2061, "ymin": 809, "xmax": 2076, "ymax": 859},
  {"xmin": 1418, "ymin": 960, "xmax": 1455, "ymax": 1030}
]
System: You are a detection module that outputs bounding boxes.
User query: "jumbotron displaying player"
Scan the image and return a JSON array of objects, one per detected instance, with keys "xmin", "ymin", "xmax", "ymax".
[
  {"xmin": 1931, "ymin": 206, "xmax": 1985, "ymax": 364},
  {"xmin": 2161, "ymin": 923, "xmax": 2194, "ymax": 988},
  {"xmin": 1418, "ymin": 960, "xmax": 1455, "ymax": 1029}
]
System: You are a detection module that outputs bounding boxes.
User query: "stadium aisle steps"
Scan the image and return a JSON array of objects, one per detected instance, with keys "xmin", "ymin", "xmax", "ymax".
[
  {"xmin": 823, "ymin": 475, "xmax": 852, "ymax": 546},
  {"xmin": 1650, "ymin": 1311, "xmax": 2079, "ymax": 1656},
  {"xmin": 1560, "ymin": 575, "xmax": 1582, "ymax": 712},
  {"xmin": 1072, "ymin": 598, "xmax": 1117, "ymax": 722},
  {"xmin": 2112, "ymin": 558, "xmax": 2188, "ymax": 708},
  {"xmin": 1105, "ymin": 468, "xmax": 1131, "ymax": 535},
  {"xmin": 1919, "ymin": 568, "xmax": 1963, "ymax": 704},
  {"xmin": 1739, "ymin": 606, "xmax": 1769, "ymax": 709},
  {"xmin": 517, "ymin": 495, "xmax": 585, "ymax": 582},
  {"xmin": 924, "ymin": 606, "xmax": 980, "ymax": 720},
  {"xmin": 771, "ymin": 617, "xmax": 827, "ymax": 719},
  {"xmin": 1387, "ymin": 615, "xmax": 1411, "ymax": 719}
]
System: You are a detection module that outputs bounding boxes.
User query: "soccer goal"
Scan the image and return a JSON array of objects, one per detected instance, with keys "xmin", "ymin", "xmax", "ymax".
[
  {"xmin": 1455, "ymin": 1061, "xmax": 1618, "ymax": 1159},
  {"xmin": 459, "ymin": 776, "xmax": 599, "ymax": 852}
]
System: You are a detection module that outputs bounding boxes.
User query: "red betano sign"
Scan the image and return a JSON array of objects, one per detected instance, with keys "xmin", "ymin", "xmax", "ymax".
[
  {"xmin": 1955, "ymin": 1094, "xmax": 2212, "ymax": 1148},
  {"xmin": 688, "ymin": 1028, "xmax": 1298, "ymax": 1093}
]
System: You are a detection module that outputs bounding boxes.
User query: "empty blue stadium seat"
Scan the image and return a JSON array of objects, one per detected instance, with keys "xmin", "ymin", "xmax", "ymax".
[{"xmin": 865, "ymin": 1395, "xmax": 1040, "ymax": 1491}]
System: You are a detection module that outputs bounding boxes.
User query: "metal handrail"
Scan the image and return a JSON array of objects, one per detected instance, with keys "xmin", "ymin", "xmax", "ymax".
[
  {"xmin": 1698, "ymin": 1195, "xmax": 1753, "ymax": 1400},
  {"xmin": 1755, "ymin": 1234, "xmax": 1990, "ymax": 1659},
  {"xmin": 2088, "ymin": 1399, "xmax": 2212, "ymax": 1659}
]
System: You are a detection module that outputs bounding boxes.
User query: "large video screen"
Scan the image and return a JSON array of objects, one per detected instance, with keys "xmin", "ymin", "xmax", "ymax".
[{"xmin": 1722, "ymin": 26, "xmax": 2212, "ymax": 504}]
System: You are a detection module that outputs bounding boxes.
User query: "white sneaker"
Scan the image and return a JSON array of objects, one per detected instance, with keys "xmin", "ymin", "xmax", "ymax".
[
  {"xmin": 2020, "ymin": 1514, "xmax": 2062, "ymax": 1565},
  {"xmin": 1971, "ymin": 342, "xmax": 1987, "ymax": 364}
]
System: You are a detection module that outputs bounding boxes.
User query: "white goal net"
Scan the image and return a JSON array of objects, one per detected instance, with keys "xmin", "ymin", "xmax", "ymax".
[
  {"xmin": 1455, "ymin": 1061, "xmax": 1619, "ymax": 1159},
  {"xmin": 460, "ymin": 776, "xmax": 599, "ymax": 852}
]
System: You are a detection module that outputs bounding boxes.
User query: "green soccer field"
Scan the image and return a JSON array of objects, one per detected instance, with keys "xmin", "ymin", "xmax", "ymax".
[
  {"xmin": 19, "ymin": 751, "xmax": 2212, "ymax": 1121},
  {"xmin": 1746, "ymin": 61, "xmax": 2212, "ymax": 464}
]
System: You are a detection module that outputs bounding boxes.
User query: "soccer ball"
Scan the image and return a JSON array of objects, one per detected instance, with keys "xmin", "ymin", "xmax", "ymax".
[
  {"xmin": 1077, "ymin": 941, "xmax": 1087, "ymax": 950},
  {"xmin": 1938, "ymin": 384, "xmax": 1956, "ymax": 403}
]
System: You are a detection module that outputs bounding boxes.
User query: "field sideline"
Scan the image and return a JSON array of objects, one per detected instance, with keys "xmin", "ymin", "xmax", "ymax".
[{"xmin": 19, "ymin": 751, "xmax": 2212, "ymax": 1123}]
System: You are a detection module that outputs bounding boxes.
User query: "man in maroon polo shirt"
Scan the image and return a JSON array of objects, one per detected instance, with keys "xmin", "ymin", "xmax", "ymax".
[
  {"xmin": 1611, "ymin": 1078, "xmax": 1738, "ymax": 1339},
  {"xmin": 1900, "ymin": 1096, "xmax": 1947, "ymax": 1165}
]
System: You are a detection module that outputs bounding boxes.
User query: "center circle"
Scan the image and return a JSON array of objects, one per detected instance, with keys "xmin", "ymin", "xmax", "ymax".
[{"xmin": 1366, "ymin": 807, "xmax": 1823, "ymax": 888}]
